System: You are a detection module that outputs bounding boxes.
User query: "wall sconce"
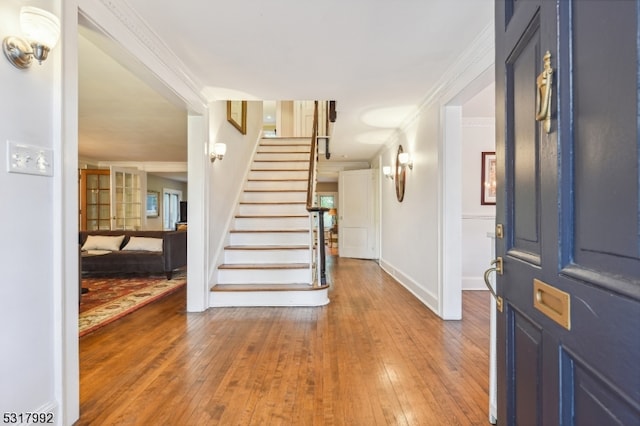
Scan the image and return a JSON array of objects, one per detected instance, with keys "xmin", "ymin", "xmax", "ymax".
[
  {"xmin": 3, "ymin": 7, "xmax": 60, "ymax": 69},
  {"xmin": 382, "ymin": 166, "xmax": 394, "ymax": 180},
  {"xmin": 398, "ymin": 152, "xmax": 413, "ymax": 170},
  {"xmin": 210, "ymin": 143, "xmax": 227, "ymax": 163}
]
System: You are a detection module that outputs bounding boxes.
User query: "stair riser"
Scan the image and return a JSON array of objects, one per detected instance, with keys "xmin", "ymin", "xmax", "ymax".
[
  {"xmin": 224, "ymin": 249, "xmax": 311, "ymax": 264},
  {"xmin": 238, "ymin": 203, "xmax": 307, "ymax": 215},
  {"xmin": 210, "ymin": 288, "xmax": 329, "ymax": 307},
  {"xmin": 260, "ymin": 138, "xmax": 310, "ymax": 146},
  {"xmin": 254, "ymin": 152, "xmax": 309, "ymax": 161},
  {"xmin": 258, "ymin": 145, "xmax": 310, "ymax": 153},
  {"xmin": 234, "ymin": 216, "xmax": 309, "ymax": 230},
  {"xmin": 241, "ymin": 191, "xmax": 306, "ymax": 203},
  {"xmin": 218, "ymin": 268, "xmax": 311, "ymax": 284},
  {"xmin": 252, "ymin": 161, "xmax": 308, "ymax": 170},
  {"xmin": 248, "ymin": 170, "xmax": 308, "ymax": 180},
  {"xmin": 229, "ymin": 232, "xmax": 310, "ymax": 246},
  {"xmin": 245, "ymin": 180, "xmax": 307, "ymax": 191}
]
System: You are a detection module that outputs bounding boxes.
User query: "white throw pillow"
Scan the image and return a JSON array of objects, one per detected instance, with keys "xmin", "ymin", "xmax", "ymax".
[
  {"xmin": 81, "ymin": 235, "xmax": 125, "ymax": 251},
  {"xmin": 122, "ymin": 236, "xmax": 163, "ymax": 252}
]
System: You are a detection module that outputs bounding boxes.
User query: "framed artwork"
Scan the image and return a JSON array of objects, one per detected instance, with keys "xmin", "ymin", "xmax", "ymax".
[
  {"xmin": 146, "ymin": 191, "xmax": 159, "ymax": 217},
  {"xmin": 481, "ymin": 151, "xmax": 496, "ymax": 205},
  {"xmin": 227, "ymin": 100, "xmax": 247, "ymax": 134}
]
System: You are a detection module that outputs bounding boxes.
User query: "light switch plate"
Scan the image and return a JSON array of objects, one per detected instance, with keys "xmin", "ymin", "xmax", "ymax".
[{"xmin": 6, "ymin": 140, "xmax": 53, "ymax": 177}]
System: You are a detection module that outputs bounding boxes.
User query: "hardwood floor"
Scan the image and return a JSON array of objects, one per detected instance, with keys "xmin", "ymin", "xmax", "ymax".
[{"xmin": 78, "ymin": 255, "xmax": 491, "ymax": 425}]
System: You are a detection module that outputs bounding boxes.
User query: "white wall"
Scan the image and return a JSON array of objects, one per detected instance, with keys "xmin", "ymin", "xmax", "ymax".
[
  {"xmin": 146, "ymin": 174, "xmax": 188, "ymax": 230},
  {"xmin": 461, "ymin": 118, "xmax": 496, "ymax": 289},
  {"xmin": 208, "ymin": 101, "xmax": 263, "ymax": 285},
  {"xmin": 378, "ymin": 24, "xmax": 494, "ymax": 319},
  {"xmin": 379, "ymin": 103, "xmax": 441, "ymax": 311},
  {"xmin": 0, "ymin": 0, "xmax": 62, "ymax": 419}
]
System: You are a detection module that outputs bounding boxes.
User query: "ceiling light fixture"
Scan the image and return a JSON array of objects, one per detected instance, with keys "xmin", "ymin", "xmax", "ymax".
[{"xmin": 3, "ymin": 7, "xmax": 60, "ymax": 69}]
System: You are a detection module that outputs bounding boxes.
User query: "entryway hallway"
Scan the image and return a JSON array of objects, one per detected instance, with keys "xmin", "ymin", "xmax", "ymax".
[{"xmin": 78, "ymin": 255, "xmax": 490, "ymax": 425}]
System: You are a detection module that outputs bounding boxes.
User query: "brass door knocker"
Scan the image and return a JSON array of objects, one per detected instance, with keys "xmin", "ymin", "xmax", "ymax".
[{"xmin": 535, "ymin": 51, "xmax": 553, "ymax": 134}]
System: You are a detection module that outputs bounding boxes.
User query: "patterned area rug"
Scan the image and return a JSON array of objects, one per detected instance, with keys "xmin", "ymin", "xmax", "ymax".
[{"xmin": 79, "ymin": 270, "xmax": 186, "ymax": 337}]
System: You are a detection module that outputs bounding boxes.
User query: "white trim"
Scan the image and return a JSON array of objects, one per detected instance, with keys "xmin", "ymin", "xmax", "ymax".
[
  {"xmin": 463, "ymin": 277, "xmax": 488, "ymax": 291},
  {"xmin": 186, "ymin": 114, "xmax": 209, "ymax": 312},
  {"xmin": 90, "ymin": 161, "xmax": 188, "ymax": 173},
  {"xmin": 57, "ymin": 2, "xmax": 80, "ymax": 424},
  {"xmin": 462, "ymin": 117, "xmax": 494, "ymax": 128},
  {"xmin": 462, "ymin": 214, "xmax": 496, "ymax": 220},
  {"xmin": 379, "ymin": 259, "xmax": 439, "ymax": 315},
  {"xmin": 162, "ymin": 188, "xmax": 183, "ymax": 230},
  {"xmin": 439, "ymin": 106, "xmax": 463, "ymax": 320},
  {"xmin": 59, "ymin": 1, "xmax": 210, "ymax": 423}
]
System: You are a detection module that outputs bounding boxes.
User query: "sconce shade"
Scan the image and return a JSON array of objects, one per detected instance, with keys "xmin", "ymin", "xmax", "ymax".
[
  {"xmin": 213, "ymin": 142, "xmax": 227, "ymax": 157},
  {"xmin": 383, "ymin": 166, "xmax": 391, "ymax": 176},
  {"xmin": 210, "ymin": 142, "xmax": 227, "ymax": 163},
  {"xmin": 21, "ymin": 7, "xmax": 60, "ymax": 49},
  {"xmin": 3, "ymin": 6, "xmax": 60, "ymax": 69},
  {"xmin": 398, "ymin": 152, "xmax": 410, "ymax": 165}
]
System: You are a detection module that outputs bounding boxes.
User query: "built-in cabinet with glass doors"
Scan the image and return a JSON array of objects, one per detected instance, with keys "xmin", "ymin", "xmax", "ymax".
[{"xmin": 80, "ymin": 169, "xmax": 111, "ymax": 231}]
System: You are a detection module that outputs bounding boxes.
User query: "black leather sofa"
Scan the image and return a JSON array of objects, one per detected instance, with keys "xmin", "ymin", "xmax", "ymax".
[{"xmin": 79, "ymin": 230, "xmax": 187, "ymax": 279}]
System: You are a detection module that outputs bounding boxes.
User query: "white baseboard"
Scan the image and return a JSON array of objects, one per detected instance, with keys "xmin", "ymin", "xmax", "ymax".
[
  {"xmin": 462, "ymin": 276, "xmax": 487, "ymax": 291},
  {"xmin": 379, "ymin": 259, "xmax": 439, "ymax": 316}
]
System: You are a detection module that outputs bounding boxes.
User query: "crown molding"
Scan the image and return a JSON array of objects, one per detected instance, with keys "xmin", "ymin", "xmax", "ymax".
[
  {"xmin": 374, "ymin": 23, "xmax": 495, "ymax": 158},
  {"xmin": 80, "ymin": 160, "xmax": 188, "ymax": 173},
  {"xmin": 88, "ymin": 0, "xmax": 207, "ymax": 113}
]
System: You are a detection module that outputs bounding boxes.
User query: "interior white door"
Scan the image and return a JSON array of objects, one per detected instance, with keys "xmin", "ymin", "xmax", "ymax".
[
  {"xmin": 110, "ymin": 166, "xmax": 146, "ymax": 230},
  {"xmin": 339, "ymin": 169, "xmax": 376, "ymax": 259},
  {"xmin": 293, "ymin": 101, "xmax": 315, "ymax": 137}
]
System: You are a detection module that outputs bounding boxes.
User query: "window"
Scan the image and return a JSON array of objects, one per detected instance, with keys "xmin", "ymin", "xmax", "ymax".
[
  {"xmin": 318, "ymin": 194, "xmax": 337, "ymax": 227},
  {"xmin": 163, "ymin": 189, "xmax": 182, "ymax": 230}
]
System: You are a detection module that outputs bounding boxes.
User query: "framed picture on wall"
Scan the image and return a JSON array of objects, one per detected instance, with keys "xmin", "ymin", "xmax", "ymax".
[
  {"xmin": 146, "ymin": 191, "xmax": 159, "ymax": 217},
  {"xmin": 481, "ymin": 151, "xmax": 496, "ymax": 205}
]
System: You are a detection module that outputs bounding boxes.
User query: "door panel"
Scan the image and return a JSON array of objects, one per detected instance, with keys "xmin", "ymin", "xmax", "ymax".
[
  {"xmin": 511, "ymin": 310, "xmax": 543, "ymax": 426},
  {"xmin": 570, "ymin": 0, "xmax": 640, "ymax": 286},
  {"xmin": 338, "ymin": 169, "xmax": 376, "ymax": 259},
  {"xmin": 496, "ymin": 0, "xmax": 640, "ymax": 424},
  {"xmin": 507, "ymin": 14, "xmax": 542, "ymax": 263}
]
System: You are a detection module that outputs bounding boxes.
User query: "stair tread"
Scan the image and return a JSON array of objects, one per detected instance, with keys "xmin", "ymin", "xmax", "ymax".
[
  {"xmin": 244, "ymin": 189, "xmax": 306, "ymax": 193},
  {"xmin": 254, "ymin": 159, "xmax": 308, "ymax": 162},
  {"xmin": 225, "ymin": 245, "xmax": 309, "ymax": 250},
  {"xmin": 235, "ymin": 214, "xmax": 308, "ymax": 218},
  {"xmin": 256, "ymin": 151, "xmax": 310, "ymax": 155},
  {"xmin": 251, "ymin": 168, "xmax": 308, "ymax": 172},
  {"xmin": 229, "ymin": 229, "xmax": 309, "ymax": 233},
  {"xmin": 212, "ymin": 283, "xmax": 329, "ymax": 292},
  {"xmin": 247, "ymin": 178, "xmax": 307, "ymax": 182},
  {"xmin": 239, "ymin": 201, "xmax": 306, "ymax": 205},
  {"xmin": 218, "ymin": 263, "xmax": 310, "ymax": 270}
]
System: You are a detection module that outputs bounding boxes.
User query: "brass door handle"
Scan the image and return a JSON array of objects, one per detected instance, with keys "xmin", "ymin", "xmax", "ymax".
[
  {"xmin": 535, "ymin": 51, "xmax": 553, "ymax": 133},
  {"xmin": 483, "ymin": 258, "xmax": 503, "ymax": 312}
]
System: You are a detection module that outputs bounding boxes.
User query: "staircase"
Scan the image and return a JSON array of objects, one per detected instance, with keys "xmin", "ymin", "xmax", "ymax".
[{"xmin": 210, "ymin": 137, "xmax": 330, "ymax": 307}]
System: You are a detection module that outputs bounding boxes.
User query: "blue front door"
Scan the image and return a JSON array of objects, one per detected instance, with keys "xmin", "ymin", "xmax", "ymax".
[{"xmin": 495, "ymin": 0, "xmax": 640, "ymax": 424}]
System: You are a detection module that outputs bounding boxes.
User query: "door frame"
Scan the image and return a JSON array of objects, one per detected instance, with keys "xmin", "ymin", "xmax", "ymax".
[
  {"xmin": 58, "ymin": 0, "xmax": 209, "ymax": 423},
  {"xmin": 440, "ymin": 66, "xmax": 495, "ymax": 319}
]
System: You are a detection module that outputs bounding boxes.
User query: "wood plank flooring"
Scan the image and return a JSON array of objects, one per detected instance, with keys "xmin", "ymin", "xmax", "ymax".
[{"xmin": 78, "ymin": 255, "xmax": 491, "ymax": 425}]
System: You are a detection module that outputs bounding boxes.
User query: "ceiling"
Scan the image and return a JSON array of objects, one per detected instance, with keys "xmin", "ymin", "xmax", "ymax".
[{"xmin": 78, "ymin": 0, "xmax": 494, "ymax": 171}]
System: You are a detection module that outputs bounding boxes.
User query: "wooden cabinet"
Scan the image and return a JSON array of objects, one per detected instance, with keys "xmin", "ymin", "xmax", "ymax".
[{"xmin": 80, "ymin": 169, "xmax": 111, "ymax": 231}]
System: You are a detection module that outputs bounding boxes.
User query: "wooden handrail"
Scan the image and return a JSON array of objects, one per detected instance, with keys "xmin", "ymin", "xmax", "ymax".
[
  {"xmin": 306, "ymin": 101, "xmax": 319, "ymax": 210},
  {"xmin": 305, "ymin": 101, "xmax": 327, "ymax": 285}
]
